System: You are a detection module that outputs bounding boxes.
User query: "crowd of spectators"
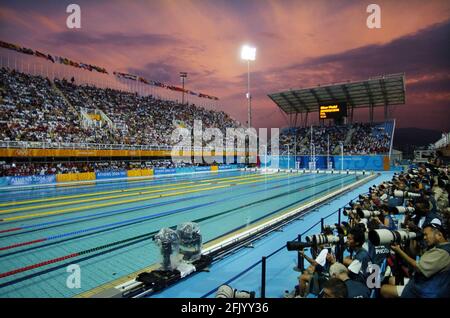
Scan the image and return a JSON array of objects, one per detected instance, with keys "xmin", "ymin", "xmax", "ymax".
[
  {"xmin": 0, "ymin": 68, "xmax": 93, "ymax": 144},
  {"xmin": 0, "ymin": 67, "xmax": 241, "ymax": 147},
  {"xmin": 55, "ymin": 78, "xmax": 240, "ymax": 146},
  {"xmin": 277, "ymin": 122, "xmax": 392, "ymax": 156},
  {"xmin": 0, "ymin": 159, "xmax": 204, "ymax": 177}
]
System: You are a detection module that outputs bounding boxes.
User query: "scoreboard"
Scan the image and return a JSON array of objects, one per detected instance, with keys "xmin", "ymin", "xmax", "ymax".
[{"xmin": 319, "ymin": 103, "xmax": 347, "ymax": 120}]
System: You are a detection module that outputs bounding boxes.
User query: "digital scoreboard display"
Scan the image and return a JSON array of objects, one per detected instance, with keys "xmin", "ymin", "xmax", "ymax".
[{"xmin": 319, "ymin": 103, "xmax": 347, "ymax": 120}]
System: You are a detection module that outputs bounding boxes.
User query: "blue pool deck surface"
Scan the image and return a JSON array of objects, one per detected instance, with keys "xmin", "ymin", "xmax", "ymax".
[{"xmin": 0, "ymin": 169, "xmax": 394, "ymax": 298}]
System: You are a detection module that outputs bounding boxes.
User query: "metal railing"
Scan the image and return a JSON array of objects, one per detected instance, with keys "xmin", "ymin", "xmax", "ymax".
[
  {"xmin": 0, "ymin": 140, "xmax": 252, "ymax": 152},
  {"xmin": 0, "ymin": 140, "xmax": 173, "ymax": 151}
]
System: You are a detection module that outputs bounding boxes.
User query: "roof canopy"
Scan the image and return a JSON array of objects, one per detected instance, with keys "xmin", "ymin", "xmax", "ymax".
[{"xmin": 268, "ymin": 73, "xmax": 406, "ymax": 114}]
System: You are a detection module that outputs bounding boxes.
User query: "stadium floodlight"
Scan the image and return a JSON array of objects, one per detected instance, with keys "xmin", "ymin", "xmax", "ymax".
[
  {"xmin": 241, "ymin": 45, "xmax": 256, "ymax": 128},
  {"xmin": 241, "ymin": 45, "xmax": 256, "ymax": 61}
]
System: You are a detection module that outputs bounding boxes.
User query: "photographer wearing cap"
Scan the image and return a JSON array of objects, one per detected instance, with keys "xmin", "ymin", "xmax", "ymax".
[{"xmin": 380, "ymin": 219, "xmax": 450, "ymax": 298}]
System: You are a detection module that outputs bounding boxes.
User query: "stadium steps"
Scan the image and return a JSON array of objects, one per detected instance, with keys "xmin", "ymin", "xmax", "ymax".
[
  {"xmin": 78, "ymin": 88, "xmax": 117, "ymax": 133},
  {"xmin": 344, "ymin": 127, "xmax": 355, "ymax": 145},
  {"xmin": 51, "ymin": 81, "xmax": 79, "ymax": 117}
]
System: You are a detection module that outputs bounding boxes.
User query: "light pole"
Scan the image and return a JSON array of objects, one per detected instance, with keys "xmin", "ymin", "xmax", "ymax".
[
  {"xmin": 241, "ymin": 45, "xmax": 256, "ymax": 128},
  {"xmin": 180, "ymin": 72, "xmax": 187, "ymax": 104}
]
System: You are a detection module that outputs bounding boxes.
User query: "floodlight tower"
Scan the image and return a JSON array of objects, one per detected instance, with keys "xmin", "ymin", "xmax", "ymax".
[
  {"xmin": 241, "ymin": 45, "xmax": 256, "ymax": 128},
  {"xmin": 180, "ymin": 72, "xmax": 187, "ymax": 104}
]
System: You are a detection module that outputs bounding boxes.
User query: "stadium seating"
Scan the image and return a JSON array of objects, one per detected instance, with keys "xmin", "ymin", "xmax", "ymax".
[
  {"xmin": 0, "ymin": 67, "xmax": 241, "ymax": 147},
  {"xmin": 277, "ymin": 122, "xmax": 393, "ymax": 156}
]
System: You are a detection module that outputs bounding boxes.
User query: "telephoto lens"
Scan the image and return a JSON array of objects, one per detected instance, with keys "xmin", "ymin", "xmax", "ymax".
[
  {"xmin": 286, "ymin": 241, "xmax": 314, "ymax": 251},
  {"xmin": 307, "ymin": 234, "xmax": 340, "ymax": 245},
  {"xmin": 356, "ymin": 208, "xmax": 381, "ymax": 219},
  {"xmin": 216, "ymin": 285, "xmax": 255, "ymax": 298},
  {"xmin": 343, "ymin": 208, "xmax": 356, "ymax": 217},
  {"xmin": 368, "ymin": 229, "xmax": 423, "ymax": 246},
  {"xmin": 389, "ymin": 206, "xmax": 415, "ymax": 214},
  {"xmin": 393, "ymin": 190, "xmax": 421, "ymax": 198}
]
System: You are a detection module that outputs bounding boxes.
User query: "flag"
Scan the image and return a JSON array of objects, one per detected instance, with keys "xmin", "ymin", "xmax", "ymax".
[{"xmin": 35, "ymin": 51, "xmax": 47, "ymax": 59}]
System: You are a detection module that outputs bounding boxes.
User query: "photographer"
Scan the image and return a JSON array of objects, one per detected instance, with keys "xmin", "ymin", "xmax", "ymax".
[
  {"xmin": 404, "ymin": 198, "xmax": 441, "ymax": 231},
  {"xmin": 319, "ymin": 278, "xmax": 348, "ymax": 298},
  {"xmin": 295, "ymin": 246, "xmax": 332, "ymax": 297},
  {"xmin": 343, "ymin": 226, "xmax": 372, "ymax": 284},
  {"xmin": 329, "ymin": 262, "xmax": 371, "ymax": 298},
  {"xmin": 380, "ymin": 219, "xmax": 450, "ymax": 298}
]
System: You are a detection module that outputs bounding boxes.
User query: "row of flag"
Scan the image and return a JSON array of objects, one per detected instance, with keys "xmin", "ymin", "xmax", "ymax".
[
  {"xmin": 113, "ymin": 71, "xmax": 219, "ymax": 100},
  {"xmin": 0, "ymin": 40, "xmax": 219, "ymax": 101},
  {"xmin": 0, "ymin": 40, "xmax": 108, "ymax": 74}
]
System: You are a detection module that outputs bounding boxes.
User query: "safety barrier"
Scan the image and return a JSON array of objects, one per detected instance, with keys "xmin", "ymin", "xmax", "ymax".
[{"xmin": 264, "ymin": 155, "xmax": 391, "ymax": 171}]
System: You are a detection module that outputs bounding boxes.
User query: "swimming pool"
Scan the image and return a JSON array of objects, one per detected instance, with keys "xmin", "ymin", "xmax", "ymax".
[{"xmin": 0, "ymin": 170, "xmax": 365, "ymax": 297}]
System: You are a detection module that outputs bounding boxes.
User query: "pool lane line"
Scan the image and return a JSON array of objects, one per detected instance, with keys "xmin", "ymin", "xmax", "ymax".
[
  {"xmin": 0, "ymin": 174, "xmax": 348, "ymax": 279},
  {"xmin": 0, "ymin": 174, "xmax": 330, "ymax": 253},
  {"xmin": 0, "ymin": 171, "xmax": 262, "ymax": 211},
  {"xmin": 0, "ymin": 174, "xmax": 315, "ymax": 237},
  {"xmin": 0, "ymin": 173, "xmax": 291, "ymax": 223}
]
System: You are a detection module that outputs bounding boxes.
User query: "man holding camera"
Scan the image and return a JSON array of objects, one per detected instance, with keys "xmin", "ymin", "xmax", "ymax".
[
  {"xmin": 343, "ymin": 227, "xmax": 372, "ymax": 284},
  {"xmin": 380, "ymin": 219, "xmax": 450, "ymax": 298},
  {"xmin": 295, "ymin": 246, "xmax": 331, "ymax": 297}
]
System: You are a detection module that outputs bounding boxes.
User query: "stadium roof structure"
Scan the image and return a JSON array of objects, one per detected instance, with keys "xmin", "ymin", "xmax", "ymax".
[{"xmin": 268, "ymin": 73, "xmax": 406, "ymax": 123}]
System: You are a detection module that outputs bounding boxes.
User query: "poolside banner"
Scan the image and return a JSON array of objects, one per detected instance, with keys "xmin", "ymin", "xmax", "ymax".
[
  {"xmin": 333, "ymin": 155, "xmax": 385, "ymax": 171},
  {"xmin": 265, "ymin": 155, "xmax": 388, "ymax": 170},
  {"xmin": 154, "ymin": 168, "xmax": 176, "ymax": 175},
  {"xmin": 218, "ymin": 164, "xmax": 235, "ymax": 170},
  {"xmin": 175, "ymin": 167, "xmax": 195, "ymax": 174},
  {"xmin": 6, "ymin": 175, "xmax": 56, "ymax": 186},
  {"xmin": 95, "ymin": 170, "xmax": 127, "ymax": 179},
  {"xmin": 294, "ymin": 156, "xmax": 331, "ymax": 170},
  {"xmin": 194, "ymin": 166, "xmax": 210, "ymax": 172}
]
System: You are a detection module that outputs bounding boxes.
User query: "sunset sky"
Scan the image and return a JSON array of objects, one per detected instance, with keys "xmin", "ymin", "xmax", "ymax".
[{"xmin": 0, "ymin": 0, "xmax": 449, "ymax": 131}]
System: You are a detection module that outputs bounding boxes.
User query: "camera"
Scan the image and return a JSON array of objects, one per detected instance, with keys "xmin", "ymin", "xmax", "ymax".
[
  {"xmin": 306, "ymin": 234, "xmax": 340, "ymax": 245},
  {"xmin": 368, "ymin": 229, "xmax": 423, "ymax": 246},
  {"xmin": 286, "ymin": 241, "xmax": 314, "ymax": 251},
  {"xmin": 216, "ymin": 284, "xmax": 255, "ymax": 298},
  {"xmin": 393, "ymin": 190, "xmax": 421, "ymax": 199},
  {"xmin": 389, "ymin": 206, "xmax": 415, "ymax": 215},
  {"xmin": 357, "ymin": 208, "xmax": 381, "ymax": 219},
  {"xmin": 343, "ymin": 208, "xmax": 357, "ymax": 217}
]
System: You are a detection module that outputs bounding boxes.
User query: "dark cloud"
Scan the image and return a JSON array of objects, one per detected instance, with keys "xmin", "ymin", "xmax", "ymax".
[
  {"xmin": 44, "ymin": 31, "xmax": 182, "ymax": 47},
  {"xmin": 240, "ymin": 20, "xmax": 450, "ymax": 130},
  {"xmin": 298, "ymin": 21, "xmax": 450, "ymax": 78},
  {"xmin": 128, "ymin": 62, "xmax": 180, "ymax": 83}
]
